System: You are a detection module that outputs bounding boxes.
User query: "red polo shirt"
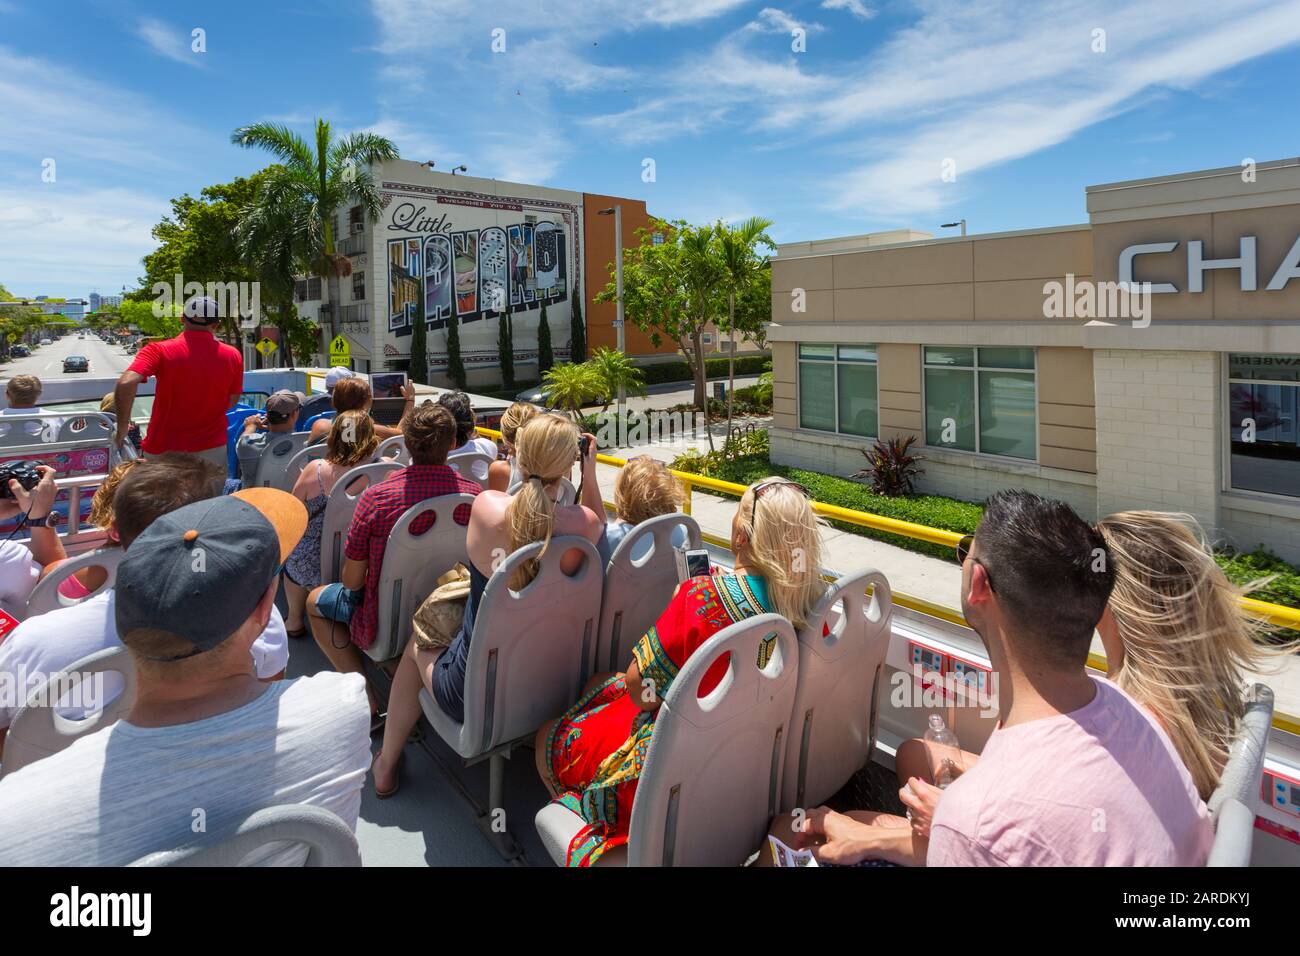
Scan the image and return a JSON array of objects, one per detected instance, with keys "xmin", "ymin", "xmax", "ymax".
[{"xmin": 129, "ymin": 330, "xmax": 243, "ymax": 454}]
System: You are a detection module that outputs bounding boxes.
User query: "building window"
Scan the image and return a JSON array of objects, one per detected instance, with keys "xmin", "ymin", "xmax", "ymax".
[
  {"xmin": 352, "ymin": 272, "xmax": 366, "ymax": 301},
  {"xmin": 923, "ymin": 346, "xmax": 1036, "ymax": 460},
  {"xmin": 1228, "ymin": 352, "xmax": 1300, "ymax": 498},
  {"xmin": 348, "ymin": 206, "xmax": 364, "ymax": 232},
  {"xmin": 797, "ymin": 344, "xmax": 878, "ymax": 437}
]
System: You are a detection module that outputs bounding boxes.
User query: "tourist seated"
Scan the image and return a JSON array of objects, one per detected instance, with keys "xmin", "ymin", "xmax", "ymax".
[
  {"xmin": 308, "ymin": 376, "xmax": 412, "ymax": 444},
  {"xmin": 0, "ymin": 456, "xmax": 293, "ymax": 757},
  {"xmin": 2, "ymin": 374, "xmax": 57, "ymax": 441},
  {"xmin": 487, "ymin": 401, "xmax": 540, "ymax": 492},
  {"xmin": 307, "ymin": 403, "xmax": 481, "ymax": 727},
  {"xmin": 235, "ymin": 389, "xmax": 306, "ymax": 483},
  {"xmin": 439, "ymin": 390, "xmax": 499, "ymax": 461},
  {"xmin": 0, "ymin": 488, "xmax": 372, "ymax": 866},
  {"xmin": 774, "ymin": 491, "xmax": 1214, "ymax": 867},
  {"xmin": 371, "ymin": 413, "xmax": 603, "ymax": 798},
  {"xmin": 282, "ymin": 411, "xmax": 379, "ymax": 640},
  {"xmin": 533, "ymin": 476, "xmax": 826, "ymax": 866},
  {"xmin": 0, "ymin": 464, "xmax": 69, "ymax": 611},
  {"xmin": 99, "ymin": 392, "xmax": 141, "ymax": 451},
  {"xmin": 579, "ymin": 453, "xmax": 688, "ymax": 565},
  {"xmin": 297, "ymin": 365, "xmax": 353, "ymax": 426}
]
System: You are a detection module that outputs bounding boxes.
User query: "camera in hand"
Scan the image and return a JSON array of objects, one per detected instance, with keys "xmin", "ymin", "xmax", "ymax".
[
  {"xmin": 578, "ymin": 435, "xmax": 591, "ymax": 458},
  {"xmin": 0, "ymin": 460, "xmax": 42, "ymax": 499}
]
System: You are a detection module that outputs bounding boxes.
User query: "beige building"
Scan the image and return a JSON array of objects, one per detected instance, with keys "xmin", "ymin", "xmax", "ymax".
[{"xmin": 769, "ymin": 159, "xmax": 1300, "ymax": 564}]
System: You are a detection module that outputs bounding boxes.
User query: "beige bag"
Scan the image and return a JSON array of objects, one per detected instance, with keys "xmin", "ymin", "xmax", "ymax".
[{"xmin": 411, "ymin": 564, "xmax": 471, "ymax": 651}]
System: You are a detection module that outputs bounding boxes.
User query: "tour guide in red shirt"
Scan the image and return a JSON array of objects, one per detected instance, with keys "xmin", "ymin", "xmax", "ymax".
[{"xmin": 113, "ymin": 294, "xmax": 244, "ymax": 476}]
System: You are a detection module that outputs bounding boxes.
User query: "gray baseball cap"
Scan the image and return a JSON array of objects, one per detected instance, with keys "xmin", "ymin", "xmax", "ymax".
[{"xmin": 115, "ymin": 489, "xmax": 307, "ymax": 660}]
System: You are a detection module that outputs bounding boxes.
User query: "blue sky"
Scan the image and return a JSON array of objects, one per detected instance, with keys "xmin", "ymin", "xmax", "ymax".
[{"xmin": 1, "ymin": 0, "xmax": 1298, "ymax": 297}]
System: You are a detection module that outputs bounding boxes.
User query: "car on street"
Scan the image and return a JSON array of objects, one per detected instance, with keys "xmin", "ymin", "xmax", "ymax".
[
  {"xmin": 62, "ymin": 355, "xmax": 89, "ymax": 373},
  {"xmin": 39, "ymin": 338, "xmax": 51, "ymax": 346},
  {"xmin": 10, "ymin": 345, "xmax": 30, "ymax": 357}
]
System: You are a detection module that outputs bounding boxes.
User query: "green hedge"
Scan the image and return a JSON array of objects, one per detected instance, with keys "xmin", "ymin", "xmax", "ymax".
[{"xmin": 638, "ymin": 355, "xmax": 770, "ymax": 387}]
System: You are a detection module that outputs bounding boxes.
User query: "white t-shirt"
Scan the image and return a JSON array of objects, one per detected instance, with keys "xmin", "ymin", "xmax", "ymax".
[
  {"xmin": 0, "ymin": 672, "xmax": 371, "ymax": 866},
  {"xmin": 0, "ymin": 541, "xmax": 40, "ymax": 613},
  {"xmin": 0, "ymin": 406, "xmax": 59, "ymax": 442},
  {"xmin": 0, "ymin": 590, "xmax": 291, "ymax": 726}
]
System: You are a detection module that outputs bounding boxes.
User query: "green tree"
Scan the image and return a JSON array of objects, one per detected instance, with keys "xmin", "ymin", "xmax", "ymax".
[
  {"xmin": 446, "ymin": 313, "xmax": 466, "ymax": 389},
  {"xmin": 537, "ymin": 302, "xmax": 554, "ymax": 377},
  {"xmin": 120, "ymin": 298, "xmax": 183, "ymax": 338},
  {"xmin": 569, "ymin": 292, "xmax": 586, "ymax": 363},
  {"xmin": 587, "ymin": 347, "xmax": 646, "ymax": 413},
  {"xmin": 498, "ymin": 313, "xmax": 515, "ymax": 389},
  {"xmin": 409, "ymin": 314, "xmax": 428, "ymax": 385},
  {"xmin": 231, "ymin": 119, "xmax": 398, "ymax": 356},
  {"xmin": 541, "ymin": 361, "xmax": 602, "ymax": 419},
  {"xmin": 717, "ymin": 216, "xmax": 775, "ymax": 440}
]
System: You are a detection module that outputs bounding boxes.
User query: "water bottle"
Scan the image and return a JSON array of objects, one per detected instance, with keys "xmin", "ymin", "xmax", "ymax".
[{"xmin": 923, "ymin": 714, "xmax": 961, "ymax": 789}]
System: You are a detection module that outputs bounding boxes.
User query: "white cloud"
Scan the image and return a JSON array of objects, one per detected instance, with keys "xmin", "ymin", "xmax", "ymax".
[
  {"xmin": 135, "ymin": 18, "xmax": 202, "ymax": 67},
  {"xmin": 820, "ymin": 0, "xmax": 875, "ymax": 21},
  {"xmin": 749, "ymin": 7, "xmax": 824, "ymax": 34}
]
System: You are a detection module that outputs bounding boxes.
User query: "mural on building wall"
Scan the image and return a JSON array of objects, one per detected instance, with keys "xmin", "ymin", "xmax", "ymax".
[
  {"xmin": 424, "ymin": 234, "xmax": 453, "ymax": 324},
  {"xmin": 389, "ymin": 238, "xmax": 421, "ymax": 331}
]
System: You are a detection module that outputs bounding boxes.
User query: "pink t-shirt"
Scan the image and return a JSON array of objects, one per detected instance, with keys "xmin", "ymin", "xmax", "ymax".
[{"xmin": 927, "ymin": 677, "xmax": 1213, "ymax": 867}]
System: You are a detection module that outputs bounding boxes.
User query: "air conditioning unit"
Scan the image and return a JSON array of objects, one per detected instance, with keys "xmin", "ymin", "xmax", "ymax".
[{"xmin": 351, "ymin": 222, "xmax": 364, "ymax": 234}]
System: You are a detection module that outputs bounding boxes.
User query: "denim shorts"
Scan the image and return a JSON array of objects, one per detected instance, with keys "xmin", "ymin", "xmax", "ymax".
[{"xmin": 315, "ymin": 582, "xmax": 364, "ymax": 625}]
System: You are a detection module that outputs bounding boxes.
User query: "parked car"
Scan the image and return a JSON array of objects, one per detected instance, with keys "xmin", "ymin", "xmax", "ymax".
[
  {"xmin": 10, "ymin": 344, "xmax": 30, "ymax": 357},
  {"xmin": 62, "ymin": 355, "xmax": 89, "ymax": 373},
  {"xmin": 39, "ymin": 338, "xmax": 51, "ymax": 346}
]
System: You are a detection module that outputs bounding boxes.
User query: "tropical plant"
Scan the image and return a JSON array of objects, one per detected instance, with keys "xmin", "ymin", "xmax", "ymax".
[
  {"xmin": 230, "ymin": 119, "xmax": 398, "ymax": 356},
  {"xmin": 446, "ymin": 312, "xmax": 466, "ymax": 389},
  {"xmin": 717, "ymin": 216, "xmax": 775, "ymax": 440},
  {"xmin": 569, "ymin": 291, "xmax": 586, "ymax": 363},
  {"xmin": 537, "ymin": 302, "xmax": 554, "ymax": 376},
  {"xmin": 497, "ymin": 313, "xmax": 515, "ymax": 389},
  {"xmin": 853, "ymin": 435, "xmax": 925, "ymax": 497},
  {"xmin": 541, "ymin": 362, "xmax": 603, "ymax": 419},
  {"xmin": 409, "ymin": 308, "xmax": 428, "ymax": 385},
  {"xmin": 587, "ymin": 347, "xmax": 647, "ymax": 413}
]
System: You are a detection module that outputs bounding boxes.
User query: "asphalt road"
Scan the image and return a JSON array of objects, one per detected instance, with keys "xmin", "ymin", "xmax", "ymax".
[{"xmin": 1, "ymin": 333, "xmax": 132, "ymax": 382}]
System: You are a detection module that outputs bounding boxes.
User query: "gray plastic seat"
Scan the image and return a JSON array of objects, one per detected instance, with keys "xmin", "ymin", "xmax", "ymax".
[
  {"xmin": 1207, "ymin": 798, "xmax": 1255, "ymax": 867},
  {"xmin": 0, "ymin": 646, "xmax": 136, "ymax": 779},
  {"xmin": 55, "ymin": 413, "xmax": 114, "ymax": 444},
  {"xmin": 596, "ymin": 513, "xmax": 702, "ymax": 672},
  {"xmin": 129, "ymin": 804, "xmax": 361, "ymax": 867},
  {"xmin": 1204, "ymin": 682, "xmax": 1273, "ymax": 867},
  {"xmin": 507, "ymin": 477, "xmax": 577, "ymax": 507},
  {"xmin": 253, "ymin": 432, "xmax": 312, "ymax": 489},
  {"xmin": 365, "ymin": 493, "xmax": 477, "ymax": 662},
  {"xmin": 375, "ymin": 434, "xmax": 409, "ymax": 465},
  {"xmin": 534, "ymin": 612, "xmax": 798, "ymax": 866},
  {"xmin": 319, "ymin": 461, "xmax": 404, "ymax": 585},
  {"xmin": 446, "ymin": 450, "xmax": 496, "ymax": 488},
  {"xmin": 279, "ymin": 442, "xmax": 329, "ymax": 493},
  {"xmin": 23, "ymin": 547, "xmax": 123, "ymax": 619},
  {"xmin": 781, "ymin": 568, "xmax": 893, "ymax": 811}
]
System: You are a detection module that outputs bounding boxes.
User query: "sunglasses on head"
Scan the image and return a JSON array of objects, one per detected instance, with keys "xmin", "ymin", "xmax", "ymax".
[{"xmin": 750, "ymin": 478, "xmax": 812, "ymax": 528}]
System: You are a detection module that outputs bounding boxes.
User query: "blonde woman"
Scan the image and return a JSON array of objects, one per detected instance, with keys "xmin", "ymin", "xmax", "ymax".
[
  {"xmin": 371, "ymin": 413, "xmax": 603, "ymax": 797},
  {"xmin": 283, "ymin": 411, "xmax": 379, "ymax": 638},
  {"xmin": 581, "ymin": 455, "xmax": 687, "ymax": 565},
  {"xmin": 55, "ymin": 460, "xmax": 138, "ymax": 599},
  {"xmin": 536, "ymin": 477, "xmax": 827, "ymax": 866},
  {"xmin": 487, "ymin": 401, "xmax": 540, "ymax": 492}
]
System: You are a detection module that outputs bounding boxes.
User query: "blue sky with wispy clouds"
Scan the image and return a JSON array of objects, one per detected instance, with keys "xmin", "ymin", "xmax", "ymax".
[{"xmin": 1, "ymin": 0, "xmax": 1298, "ymax": 296}]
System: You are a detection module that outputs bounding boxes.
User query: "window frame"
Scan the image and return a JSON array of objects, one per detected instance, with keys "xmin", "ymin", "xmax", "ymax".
[
  {"xmin": 1223, "ymin": 351, "xmax": 1300, "ymax": 502},
  {"xmin": 796, "ymin": 343, "xmax": 880, "ymax": 438},
  {"xmin": 920, "ymin": 345, "xmax": 1039, "ymax": 462}
]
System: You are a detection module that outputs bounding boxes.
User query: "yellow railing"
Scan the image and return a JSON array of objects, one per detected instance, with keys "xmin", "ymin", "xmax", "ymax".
[{"xmin": 476, "ymin": 424, "xmax": 1300, "ymax": 734}]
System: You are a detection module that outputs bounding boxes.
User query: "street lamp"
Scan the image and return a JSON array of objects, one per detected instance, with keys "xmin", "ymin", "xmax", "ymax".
[
  {"xmin": 941, "ymin": 219, "xmax": 967, "ymax": 237},
  {"xmin": 451, "ymin": 165, "xmax": 468, "ymax": 175},
  {"xmin": 597, "ymin": 205, "xmax": 625, "ymax": 441}
]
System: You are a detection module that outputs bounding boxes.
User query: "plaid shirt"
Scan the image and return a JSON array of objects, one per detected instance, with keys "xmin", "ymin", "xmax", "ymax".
[{"xmin": 343, "ymin": 464, "xmax": 480, "ymax": 650}]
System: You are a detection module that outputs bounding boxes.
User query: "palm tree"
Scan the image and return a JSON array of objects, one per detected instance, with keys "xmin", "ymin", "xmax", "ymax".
[
  {"xmin": 717, "ymin": 216, "xmax": 774, "ymax": 441},
  {"xmin": 587, "ymin": 347, "xmax": 646, "ymax": 413},
  {"xmin": 542, "ymin": 362, "xmax": 603, "ymax": 420},
  {"xmin": 234, "ymin": 186, "xmax": 307, "ymax": 367},
  {"xmin": 230, "ymin": 119, "xmax": 398, "ymax": 358}
]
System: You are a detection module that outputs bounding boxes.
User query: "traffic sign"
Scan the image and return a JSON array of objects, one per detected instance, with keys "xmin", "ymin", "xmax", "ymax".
[
  {"xmin": 255, "ymin": 337, "xmax": 277, "ymax": 358},
  {"xmin": 329, "ymin": 335, "xmax": 351, "ymax": 367}
]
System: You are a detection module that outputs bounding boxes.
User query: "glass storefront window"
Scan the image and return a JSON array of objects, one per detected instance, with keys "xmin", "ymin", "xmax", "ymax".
[
  {"xmin": 924, "ymin": 347, "xmax": 1037, "ymax": 460},
  {"xmin": 1228, "ymin": 353, "xmax": 1300, "ymax": 498},
  {"xmin": 798, "ymin": 343, "xmax": 878, "ymax": 437}
]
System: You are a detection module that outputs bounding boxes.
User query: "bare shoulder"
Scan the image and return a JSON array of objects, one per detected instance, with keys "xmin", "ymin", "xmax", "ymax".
[{"xmin": 554, "ymin": 503, "xmax": 603, "ymax": 542}]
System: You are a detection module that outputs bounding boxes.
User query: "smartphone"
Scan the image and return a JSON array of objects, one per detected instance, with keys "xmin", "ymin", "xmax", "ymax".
[{"xmin": 675, "ymin": 547, "xmax": 712, "ymax": 583}]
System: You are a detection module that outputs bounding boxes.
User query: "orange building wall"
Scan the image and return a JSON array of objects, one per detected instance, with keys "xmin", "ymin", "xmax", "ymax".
[{"xmin": 582, "ymin": 193, "xmax": 679, "ymax": 361}]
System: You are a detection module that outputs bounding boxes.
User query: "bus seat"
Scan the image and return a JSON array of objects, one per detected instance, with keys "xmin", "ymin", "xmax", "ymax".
[
  {"xmin": 446, "ymin": 451, "xmax": 495, "ymax": 489},
  {"xmin": 304, "ymin": 410, "xmax": 336, "ymax": 433},
  {"xmin": 507, "ymin": 477, "xmax": 576, "ymax": 506},
  {"xmin": 129, "ymin": 805, "xmax": 361, "ymax": 867},
  {"xmin": 1208, "ymin": 683, "xmax": 1273, "ymax": 815},
  {"xmin": 1206, "ymin": 798, "xmax": 1255, "ymax": 867},
  {"xmin": 0, "ymin": 646, "xmax": 136, "ymax": 780},
  {"xmin": 320, "ymin": 461, "xmax": 404, "ymax": 585},
  {"xmin": 23, "ymin": 547, "xmax": 124, "ymax": 619},
  {"xmin": 279, "ymin": 443, "xmax": 329, "ymax": 494},
  {"xmin": 781, "ymin": 568, "xmax": 893, "ymax": 811},
  {"xmin": 375, "ymin": 435, "xmax": 409, "ymax": 465},
  {"xmin": 366, "ymin": 493, "xmax": 477, "ymax": 662},
  {"xmin": 597, "ymin": 513, "xmax": 701, "ymax": 673},
  {"xmin": 253, "ymin": 432, "xmax": 312, "ymax": 490},
  {"xmin": 55, "ymin": 414, "xmax": 114, "ymax": 444},
  {"xmin": 535, "ymin": 612, "xmax": 798, "ymax": 866},
  {"xmin": 225, "ymin": 406, "xmax": 261, "ymax": 478}
]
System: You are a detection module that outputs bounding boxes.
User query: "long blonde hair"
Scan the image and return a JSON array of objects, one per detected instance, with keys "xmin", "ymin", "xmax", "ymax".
[
  {"xmin": 1097, "ymin": 510, "xmax": 1292, "ymax": 800},
  {"xmin": 734, "ymin": 478, "xmax": 826, "ymax": 628},
  {"xmin": 500, "ymin": 402, "xmax": 540, "ymax": 453},
  {"xmin": 507, "ymin": 414, "xmax": 577, "ymax": 589}
]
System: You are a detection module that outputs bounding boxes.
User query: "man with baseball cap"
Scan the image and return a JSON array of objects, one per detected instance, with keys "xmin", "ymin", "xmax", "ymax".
[
  {"xmin": 236, "ymin": 388, "xmax": 307, "ymax": 485},
  {"xmin": 0, "ymin": 488, "xmax": 372, "ymax": 866},
  {"xmin": 297, "ymin": 365, "xmax": 354, "ymax": 427},
  {"xmin": 113, "ymin": 294, "xmax": 244, "ymax": 483}
]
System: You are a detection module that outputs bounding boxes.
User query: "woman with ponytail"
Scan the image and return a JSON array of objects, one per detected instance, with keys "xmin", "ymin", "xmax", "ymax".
[
  {"xmin": 371, "ymin": 413, "xmax": 602, "ymax": 798},
  {"xmin": 535, "ymin": 477, "xmax": 827, "ymax": 866}
]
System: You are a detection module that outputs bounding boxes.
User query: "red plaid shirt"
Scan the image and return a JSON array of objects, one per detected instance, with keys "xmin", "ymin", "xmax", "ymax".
[{"xmin": 343, "ymin": 464, "xmax": 480, "ymax": 650}]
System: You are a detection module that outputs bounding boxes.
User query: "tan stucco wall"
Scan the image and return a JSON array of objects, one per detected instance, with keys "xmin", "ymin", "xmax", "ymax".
[{"xmin": 1037, "ymin": 347, "xmax": 1097, "ymax": 473}]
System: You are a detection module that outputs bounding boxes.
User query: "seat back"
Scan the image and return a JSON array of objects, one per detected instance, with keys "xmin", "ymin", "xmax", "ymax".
[
  {"xmin": 253, "ymin": 432, "xmax": 312, "ymax": 489},
  {"xmin": 1208, "ymin": 683, "xmax": 1274, "ymax": 816},
  {"xmin": 446, "ymin": 451, "xmax": 495, "ymax": 488},
  {"xmin": 375, "ymin": 434, "xmax": 409, "ymax": 465},
  {"xmin": 320, "ymin": 461, "xmax": 404, "ymax": 585},
  {"xmin": 225, "ymin": 406, "xmax": 261, "ymax": 477},
  {"xmin": 1207, "ymin": 798, "xmax": 1255, "ymax": 867},
  {"xmin": 129, "ymin": 805, "xmax": 361, "ymax": 867},
  {"xmin": 367, "ymin": 494, "xmax": 477, "ymax": 661},
  {"xmin": 626, "ymin": 613, "xmax": 798, "ymax": 867},
  {"xmin": 23, "ymin": 548, "xmax": 123, "ymax": 619},
  {"xmin": 461, "ymin": 536, "xmax": 603, "ymax": 754},
  {"xmin": 507, "ymin": 477, "xmax": 577, "ymax": 507},
  {"xmin": 781, "ymin": 568, "xmax": 893, "ymax": 811},
  {"xmin": 56, "ymin": 413, "xmax": 114, "ymax": 444},
  {"xmin": 279, "ymin": 443, "xmax": 329, "ymax": 493},
  {"xmin": 0, "ymin": 646, "xmax": 136, "ymax": 779},
  {"xmin": 597, "ymin": 513, "xmax": 702, "ymax": 672}
]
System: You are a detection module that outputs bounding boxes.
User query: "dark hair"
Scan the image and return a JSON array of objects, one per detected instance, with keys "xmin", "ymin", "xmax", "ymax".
[
  {"xmin": 112, "ymin": 453, "xmax": 221, "ymax": 547},
  {"xmin": 403, "ymin": 403, "xmax": 458, "ymax": 466},
  {"xmin": 437, "ymin": 390, "xmax": 475, "ymax": 446},
  {"xmin": 974, "ymin": 490, "xmax": 1115, "ymax": 668},
  {"xmin": 332, "ymin": 377, "xmax": 372, "ymax": 414}
]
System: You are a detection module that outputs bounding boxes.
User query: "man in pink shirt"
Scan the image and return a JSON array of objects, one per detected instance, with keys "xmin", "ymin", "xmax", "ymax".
[{"xmin": 800, "ymin": 490, "xmax": 1213, "ymax": 867}]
